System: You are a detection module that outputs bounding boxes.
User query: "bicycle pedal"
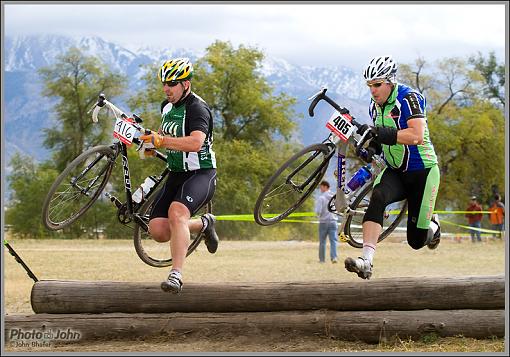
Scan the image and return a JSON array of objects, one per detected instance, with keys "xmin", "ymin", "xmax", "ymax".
[{"xmin": 338, "ymin": 232, "xmax": 349, "ymax": 242}]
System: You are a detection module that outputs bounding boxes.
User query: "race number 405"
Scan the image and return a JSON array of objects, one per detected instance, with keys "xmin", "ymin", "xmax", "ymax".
[{"xmin": 326, "ymin": 114, "xmax": 355, "ymax": 142}]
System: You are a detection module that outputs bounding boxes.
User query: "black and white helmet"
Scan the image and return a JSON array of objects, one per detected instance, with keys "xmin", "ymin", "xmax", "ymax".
[{"xmin": 363, "ymin": 55, "xmax": 397, "ymax": 82}]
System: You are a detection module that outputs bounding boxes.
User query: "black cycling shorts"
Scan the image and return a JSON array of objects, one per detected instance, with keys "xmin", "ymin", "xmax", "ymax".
[
  {"xmin": 362, "ymin": 165, "xmax": 440, "ymax": 249},
  {"xmin": 149, "ymin": 168, "xmax": 216, "ymax": 219}
]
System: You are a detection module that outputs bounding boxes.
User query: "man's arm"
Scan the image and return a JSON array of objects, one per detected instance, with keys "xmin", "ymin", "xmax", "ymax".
[
  {"xmin": 160, "ymin": 131, "xmax": 206, "ymax": 152},
  {"xmin": 396, "ymin": 117, "xmax": 425, "ymax": 145},
  {"xmin": 314, "ymin": 196, "xmax": 323, "ymax": 217},
  {"xmin": 140, "ymin": 130, "xmax": 206, "ymax": 152}
]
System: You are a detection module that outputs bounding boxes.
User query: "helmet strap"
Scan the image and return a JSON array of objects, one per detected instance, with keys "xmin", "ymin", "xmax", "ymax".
[{"xmin": 177, "ymin": 81, "xmax": 191, "ymax": 103}]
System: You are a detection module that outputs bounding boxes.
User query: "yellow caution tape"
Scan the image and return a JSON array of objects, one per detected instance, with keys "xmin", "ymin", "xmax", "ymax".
[{"xmin": 215, "ymin": 211, "xmax": 504, "ymax": 234}]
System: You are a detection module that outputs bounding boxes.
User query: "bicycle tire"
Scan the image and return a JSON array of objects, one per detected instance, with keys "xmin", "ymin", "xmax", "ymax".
[
  {"xmin": 343, "ymin": 184, "xmax": 408, "ymax": 248},
  {"xmin": 133, "ymin": 188, "xmax": 212, "ymax": 268},
  {"xmin": 254, "ymin": 143, "xmax": 334, "ymax": 226},
  {"xmin": 42, "ymin": 145, "xmax": 116, "ymax": 231}
]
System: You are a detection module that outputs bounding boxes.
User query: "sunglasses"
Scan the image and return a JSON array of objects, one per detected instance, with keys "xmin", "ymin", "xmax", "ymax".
[
  {"xmin": 367, "ymin": 81, "xmax": 385, "ymax": 88},
  {"xmin": 164, "ymin": 81, "xmax": 181, "ymax": 87}
]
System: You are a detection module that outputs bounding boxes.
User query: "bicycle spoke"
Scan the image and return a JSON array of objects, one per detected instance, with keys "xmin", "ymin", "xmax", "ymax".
[
  {"xmin": 43, "ymin": 146, "xmax": 115, "ymax": 230},
  {"xmin": 255, "ymin": 144, "xmax": 332, "ymax": 225}
]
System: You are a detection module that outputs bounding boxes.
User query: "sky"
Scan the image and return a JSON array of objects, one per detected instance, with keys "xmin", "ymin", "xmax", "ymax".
[{"xmin": 2, "ymin": 2, "xmax": 508, "ymax": 71}]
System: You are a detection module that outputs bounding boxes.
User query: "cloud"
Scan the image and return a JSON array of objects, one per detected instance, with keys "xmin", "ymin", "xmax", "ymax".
[{"xmin": 3, "ymin": 3, "xmax": 506, "ymax": 70}]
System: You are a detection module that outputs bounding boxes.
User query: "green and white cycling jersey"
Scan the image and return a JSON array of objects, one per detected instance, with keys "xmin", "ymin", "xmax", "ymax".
[
  {"xmin": 369, "ymin": 83, "xmax": 438, "ymax": 172},
  {"xmin": 160, "ymin": 92, "xmax": 216, "ymax": 172}
]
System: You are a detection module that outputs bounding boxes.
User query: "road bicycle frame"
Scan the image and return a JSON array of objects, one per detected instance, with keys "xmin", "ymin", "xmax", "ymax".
[
  {"xmin": 307, "ymin": 88, "xmax": 386, "ymax": 234},
  {"xmin": 89, "ymin": 94, "xmax": 169, "ymax": 225}
]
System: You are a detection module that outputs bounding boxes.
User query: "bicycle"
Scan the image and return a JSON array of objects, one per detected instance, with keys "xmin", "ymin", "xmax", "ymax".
[
  {"xmin": 41, "ymin": 94, "xmax": 211, "ymax": 267},
  {"xmin": 253, "ymin": 87, "xmax": 407, "ymax": 248}
]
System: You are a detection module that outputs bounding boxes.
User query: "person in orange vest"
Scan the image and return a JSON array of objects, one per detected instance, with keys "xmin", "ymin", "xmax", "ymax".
[
  {"xmin": 465, "ymin": 196, "xmax": 483, "ymax": 243},
  {"xmin": 489, "ymin": 194, "xmax": 505, "ymax": 239}
]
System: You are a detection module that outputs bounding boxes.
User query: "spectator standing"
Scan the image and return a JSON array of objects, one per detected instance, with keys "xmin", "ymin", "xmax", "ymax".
[
  {"xmin": 465, "ymin": 196, "xmax": 483, "ymax": 243},
  {"xmin": 314, "ymin": 180, "xmax": 339, "ymax": 263},
  {"xmin": 489, "ymin": 194, "xmax": 505, "ymax": 239}
]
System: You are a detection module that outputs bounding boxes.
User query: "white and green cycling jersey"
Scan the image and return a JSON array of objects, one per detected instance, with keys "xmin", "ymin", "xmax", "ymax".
[{"xmin": 160, "ymin": 92, "xmax": 216, "ymax": 172}]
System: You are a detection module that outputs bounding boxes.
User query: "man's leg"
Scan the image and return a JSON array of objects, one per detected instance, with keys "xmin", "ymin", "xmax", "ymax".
[
  {"xmin": 318, "ymin": 223, "xmax": 327, "ymax": 263},
  {"xmin": 404, "ymin": 165, "xmax": 440, "ymax": 250},
  {"xmin": 329, "ymin": 222, "xmax": 338, "ymax": 262},
  {"xmin": 470, "ymin": 223, "xmax": 476, "ymax": 242},
  {"xmin": 160, "ymin": 202, "xmax": 191, "ymax": 294},
  {"xmin": 475, "ymin": 221, "xmax": 482, "ymax": 242},
  {"xmin": 345, "ymin": 168, "xmax": 405, "ymax": 279},
  {"xmin": 498, "ymin": 224, "xmax": 504, "ymax": 239},
  {"xmin": 344, "ymin": 222, "xmax": 379, "ymax": 279}
]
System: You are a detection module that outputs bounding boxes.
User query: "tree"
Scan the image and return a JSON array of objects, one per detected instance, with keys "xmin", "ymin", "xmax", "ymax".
[
  {"xmin": 469, "ymin": 51, "xmax": 505, "ymax": 106},
  {"xmin": 193, "ymin": 40, "xmax": 297, "ymax": 145},
  {"xmin": 6, "ymin": 48, "xmax": 130, "ymax": 238},
  {"xmin": 429, "ymin": 101, "xmax": 505, "ymax": 208},
  {"xmin": 399, "ymin": 56, "xmax": 482, "ymax": 115},
  {"xmin": 128, "ymin": 41, "xmax": 302, "ymax": 239},
  {"xmin": 400, "ymin": 55, "xmax": 505, "ymax": 211},
  {"xmin": 5, "ymin": 154, "xmax": 59, "ymax": 238},
  {"xmin": 39, "ymin": 47, "xmax": 126, "ymax": 171}
]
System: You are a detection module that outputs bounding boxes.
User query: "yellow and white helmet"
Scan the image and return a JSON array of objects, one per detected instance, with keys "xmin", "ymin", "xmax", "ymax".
[{"xmin": 158, "ymin": 58, "xmax": 193, "ymax": 83}]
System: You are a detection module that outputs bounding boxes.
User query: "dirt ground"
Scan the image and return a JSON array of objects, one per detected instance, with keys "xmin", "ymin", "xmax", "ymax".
[
  {"xmin": 4, "ymin": 332, "xmax": 506, "ymax": 353},
  {"xmin": 3, "ymin": 238, "xmax": 507, "ymax": 353}
]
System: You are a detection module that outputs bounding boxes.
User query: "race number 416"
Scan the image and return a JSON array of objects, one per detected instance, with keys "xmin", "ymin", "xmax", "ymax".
[
  {"xmin": 326, "ymin": 114, "xmax": 355, "ymax": 142},
  {"xmin": 113, "ymin": 118, "xmax": 137, "ymax": 145}
]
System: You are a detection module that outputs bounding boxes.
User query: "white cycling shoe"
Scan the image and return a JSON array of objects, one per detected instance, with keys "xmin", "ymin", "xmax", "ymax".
[
  {"xmin": 344, "ymin": 256, "xmax": 373, "ymax": 280},
  {"xmin": 161, "ymin": 271, "xmax": 183, "ymax": 294},
  {"xmin": 427, "ymin": 213, "xmax": 441, "ymax": 250}
]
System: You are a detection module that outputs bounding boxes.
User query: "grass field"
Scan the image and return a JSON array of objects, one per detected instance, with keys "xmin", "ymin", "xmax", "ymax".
[{"xmin": 3, "ymin": 236, "xmax": 508, "ymax": 352}]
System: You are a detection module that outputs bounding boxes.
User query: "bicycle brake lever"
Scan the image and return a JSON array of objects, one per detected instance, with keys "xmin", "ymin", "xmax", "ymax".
[{"xmin": 355, "ymin": 129, "xmax": 375, "ymax": 160}]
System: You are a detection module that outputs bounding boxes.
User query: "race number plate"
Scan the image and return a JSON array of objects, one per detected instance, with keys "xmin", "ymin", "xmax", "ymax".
[
  {"xmin": 113, "ymin": 117, "xmax": 137, "ymax": 145},
  {"xmin": 326, "ymin": 113, "xmax": 355, "ymax": 142}
]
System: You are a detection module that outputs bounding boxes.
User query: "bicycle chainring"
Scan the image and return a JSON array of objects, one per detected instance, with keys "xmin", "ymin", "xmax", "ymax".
[{"xmin": 117, "ymin": 203, "xmax": 132, "ymax": 224}]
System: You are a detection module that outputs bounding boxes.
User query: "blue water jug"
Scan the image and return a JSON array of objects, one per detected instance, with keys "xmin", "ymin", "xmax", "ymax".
[{"xmin": 347, "ymin": 165, "xmax": 372, "ymax": 191}]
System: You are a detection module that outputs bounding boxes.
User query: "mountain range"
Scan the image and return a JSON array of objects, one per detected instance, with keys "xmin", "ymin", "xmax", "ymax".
[{"xmin": 3, "ymin": 34, "xmax": 372, "ymax": 176}]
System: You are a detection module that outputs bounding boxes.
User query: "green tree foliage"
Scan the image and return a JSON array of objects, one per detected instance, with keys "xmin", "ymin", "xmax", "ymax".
[
  {"xmin": 469, "ymin": 51, "xmax": 505, "ymax": 106},
  {"xmin": 128, "ymin": 41, "xmax": 302, "ymax": 239},
  {"xmin": 9, "ymin": 45, "xmax": 503, "ymax": 240},
  {"xmin": 399, "ymin": 55, "xmax": 505, "ymax": 211},
  {"xmin": 39, "ymin": 47, "xmax": 126, "ymax": 171},
  {"xmin": 5, "ymin": 154, "xmax": 59, "ymax": 237},
  {"xmin": 7, "ymin": 48, "xmax": 129, "ymax": 238},
  {"xmin": 193, "ymin": 41, "xmax": 301, "ymax": 238},
  {"xmin": 193, "ymin": 40, "xmax": 297, "ymax": 144}
]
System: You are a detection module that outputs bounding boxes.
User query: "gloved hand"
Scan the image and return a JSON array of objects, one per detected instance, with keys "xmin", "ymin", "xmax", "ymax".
[
  {"xmin": 140, "ymin": 131, "xmax": 164, "ymax": 148},
  {"xmin": 357, "ymin": 124, "xmax": 398, "ymax": 146},
  {"xmin": 139, "ymin": 147, "xmax": 156, "ymax": 160},
  {"xmin": 362, "ymin": 140, "xmax": 383, "ymax": 163},
  {"xmin": 356, "ymin": 124, "xmax": 377, "ymax": 138},
  {"xmin": 144, "ymin": 148, "xmax": 157, "ymax": 158}
]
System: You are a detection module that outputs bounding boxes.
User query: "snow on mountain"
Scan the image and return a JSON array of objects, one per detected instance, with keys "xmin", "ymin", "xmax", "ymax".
[{"xmin": 3, "ymin": 34, "xmax": 371, "ymax": 168}]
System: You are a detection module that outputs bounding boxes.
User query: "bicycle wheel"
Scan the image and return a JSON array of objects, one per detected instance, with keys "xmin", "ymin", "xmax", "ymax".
[
  {"xmin": 254, "ymin": 143, "xmax": 334, "ymax": 226},
  {"xmin": 42, "ymin": 145, "xmax": 116, "ymax": 230},
  {"xmin": 133, "ymin": 188, "xmax": 212, "ymax": 268},
  {"xmin": 342, "ymin": 184, "xmax": 408, "ymax": 248}
]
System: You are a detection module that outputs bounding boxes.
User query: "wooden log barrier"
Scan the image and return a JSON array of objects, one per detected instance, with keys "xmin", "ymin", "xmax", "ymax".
[
  {"xmin": 5, "ymin": 310, "xmax": 504, "ymax": 344},
  {"xmin": 30, "ymin": 275, "xmax": 504, "ymax": 314}
]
